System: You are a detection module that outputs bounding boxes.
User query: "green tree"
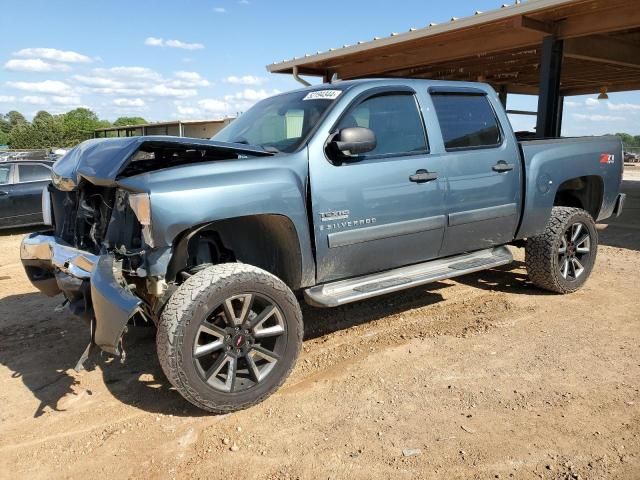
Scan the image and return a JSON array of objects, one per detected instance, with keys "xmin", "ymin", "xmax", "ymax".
[
  {"xmin": 33, "ymin": 110, "xmax": 54, "ymax": 124},
  {"xmin": 0, "ymin": 114, "xmax": 12, "ymax": 135},
  {"xmin": 0, "ymin": 111, "xmax": 27, "ymax": 138},
  {"xmin": 0, "ymin": 130, "xmax": 9, "ymax": 146},
  {"xmin": 34, "ymin": 111, "xmax": 64, "ymax": 147},
  {"xmin": 8, "ymin": 111, "xmax": 64, "ymax": 149},
  {"xmin": 614, "ymin": 133, "xmax": 640, "ymax": 149},
  {"xmin": 113, "ymin": 116, "xmax": 147, "ymax": 127},
  {"xmin": 8, "ymin": 123, "xmax": 35, "ymax": 149},
  {"xmin": 6, "ymin": 110, "xmax": 27, "ymax": 128},
  {"xmin": 61, "ymin": 108, "xmax": 109, "ymax": 146}
]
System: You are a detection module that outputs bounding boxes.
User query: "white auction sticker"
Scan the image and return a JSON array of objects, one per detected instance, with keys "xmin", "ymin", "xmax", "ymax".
[{"xmin": 303, "ymin": 90, "xmax": 342, "ymax": 101}]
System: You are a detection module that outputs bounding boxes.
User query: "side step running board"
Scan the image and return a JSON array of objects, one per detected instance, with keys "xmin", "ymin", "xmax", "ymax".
[{"xmin": 304, "ymin": 246, "xmax": 513, "ymax": 307}]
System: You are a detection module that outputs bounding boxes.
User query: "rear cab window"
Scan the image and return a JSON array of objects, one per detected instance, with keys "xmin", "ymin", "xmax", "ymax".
[
  {"xmin": 430, "ymin": 93, "xmax": 502, "ymax": 151},
  {"xmin": 17, "ymin": 163, "xmax": 51, "ymax": 183},
  {"xmin": 336, "ymin": 93, "xmax": 428, "ymax": 158}
]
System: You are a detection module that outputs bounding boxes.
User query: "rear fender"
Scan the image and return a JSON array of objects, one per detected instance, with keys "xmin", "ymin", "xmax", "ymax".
[{"xmin": 516, "ymin": 136, "xmax": 623, "ymax": 239}]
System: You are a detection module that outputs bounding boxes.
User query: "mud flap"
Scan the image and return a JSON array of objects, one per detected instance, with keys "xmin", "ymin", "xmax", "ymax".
[{"xmin": 90, "ymin": 255, "xmax": 142, "ymax": 357}]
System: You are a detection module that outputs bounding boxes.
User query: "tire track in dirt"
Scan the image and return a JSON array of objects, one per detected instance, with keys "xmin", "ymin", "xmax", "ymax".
[{"xmin": 285, "ymin": 285, "xmax": 527, "ymax": 391}]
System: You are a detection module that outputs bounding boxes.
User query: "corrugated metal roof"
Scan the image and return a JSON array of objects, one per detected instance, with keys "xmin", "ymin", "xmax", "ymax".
[
  {"xmin": 267, "ymin": 0, "xmax": 576, "ymax": 74},
  {"xmin": 265, "ymin": 0, "xmax": 640, "ymax": 96}
]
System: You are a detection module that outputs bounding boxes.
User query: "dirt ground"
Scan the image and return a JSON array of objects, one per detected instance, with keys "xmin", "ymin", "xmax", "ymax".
[{"xmin": 1, "ymin": 171, "xmax": 639, "ymax": 480}]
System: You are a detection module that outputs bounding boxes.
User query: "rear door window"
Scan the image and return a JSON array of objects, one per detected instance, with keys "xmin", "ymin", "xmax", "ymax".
[
  {"xmin": 17, "ymin": 164, "xmax": 51, "ymax": 183},
  {"xmin": 431, "ymin": 93, "xmax": 502, "ymax": 150}
]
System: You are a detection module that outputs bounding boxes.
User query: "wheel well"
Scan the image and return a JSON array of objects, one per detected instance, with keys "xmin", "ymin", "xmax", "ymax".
[
  {"xmin": 553, "ymin": 176, "xmax": 603, "ymax": 220},
  {"xmin": 167, "ymin": 214, "xmax": 303, "ymax": 290}
]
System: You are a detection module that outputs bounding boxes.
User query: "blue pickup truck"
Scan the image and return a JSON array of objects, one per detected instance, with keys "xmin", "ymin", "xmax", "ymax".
[{"xmin": 21, "ymin": 79, "xmax": 625, "ymax": 413}]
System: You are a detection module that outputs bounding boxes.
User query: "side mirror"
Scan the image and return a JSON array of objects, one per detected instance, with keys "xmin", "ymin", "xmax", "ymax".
[{"xmin": 330, "ymin": 127, "xmax": 377, "ymax": 158}]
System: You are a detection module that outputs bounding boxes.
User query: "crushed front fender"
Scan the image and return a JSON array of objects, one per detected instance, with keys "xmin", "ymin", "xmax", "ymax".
[{"xmin": 91, "ymin": 255, "xmax": 142, "ymax": 356}]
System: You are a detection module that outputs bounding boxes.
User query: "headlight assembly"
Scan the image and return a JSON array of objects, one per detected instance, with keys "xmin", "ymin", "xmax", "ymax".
[
  {"xmin": 128, "ymin": 193, "xmax": 154, "ymax": 247},
  {"xmin": 51, "ymin": 171, "xmax": 77, "ymax": 191}
]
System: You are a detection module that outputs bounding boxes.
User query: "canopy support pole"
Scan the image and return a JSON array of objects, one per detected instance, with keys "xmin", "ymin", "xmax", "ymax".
[{"xmin": 536, "ymin": 35, "xmax": 564, "ymax": 138}]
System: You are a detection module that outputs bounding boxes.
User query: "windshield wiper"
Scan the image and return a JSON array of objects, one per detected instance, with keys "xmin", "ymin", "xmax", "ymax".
[{"xmin": 229, "ymin": 137, "xmax": 279, "ymax": 153}]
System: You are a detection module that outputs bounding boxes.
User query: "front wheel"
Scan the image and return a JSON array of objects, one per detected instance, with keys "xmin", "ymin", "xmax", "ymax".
[
  {"xmin": 525, "ymin": 207, "xmax": 598, "ymax": 294},
  {"xmin": 157, "ymin": 263, "xmax": 303, "ymax": 413}
]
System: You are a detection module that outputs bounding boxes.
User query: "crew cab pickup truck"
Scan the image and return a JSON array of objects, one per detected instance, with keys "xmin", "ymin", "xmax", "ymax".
[{"xmin": 21, "ymin": 79, "xmax": 625, "ymax": 413}]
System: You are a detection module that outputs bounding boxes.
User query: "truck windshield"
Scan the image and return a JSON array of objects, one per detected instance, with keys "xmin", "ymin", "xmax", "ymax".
[{"xmin": 212, "ymin": 89, "xmax": 343, "ymax": 153}]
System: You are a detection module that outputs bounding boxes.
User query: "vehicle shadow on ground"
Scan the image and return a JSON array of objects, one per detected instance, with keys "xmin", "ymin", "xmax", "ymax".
[
  {"xmin": 0, "ymin": 292, "xmax": 84, "ymax": 418},
  {"xmin": 0, "ymin": 261, "xmax": 555, "ymax": 417},
  {"xmin": 301, "ymin": 260, "xmax": 555, "ymax": 341},
  {"xmin": 0, "ymin": 292, "xmax": 207, "ymax": 418},
  {"xmin": 455, "ymin": 260, "xmax": 555, "ymax": 296},
  {"xmin": 0, "ymin": 288, "xmax": 454, "ymax": 417},
  {"xmin": 302, "ymin": 282, "xmax": 449, "ymax": 341}
]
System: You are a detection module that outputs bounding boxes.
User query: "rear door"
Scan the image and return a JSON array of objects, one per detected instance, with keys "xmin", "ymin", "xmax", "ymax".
[
  {"xmin": 428, "ymin": 89, "xmax": 522, "ymax": 256},
  {"xmin": 309, "ymin": 86, "xmax": 448, "ymax": 283},
  {"xmin": 10, "ymin": 163, "xmax": 52, "ymax": 225}
]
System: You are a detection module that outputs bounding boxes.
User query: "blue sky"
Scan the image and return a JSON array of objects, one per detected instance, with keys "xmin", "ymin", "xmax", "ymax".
[{"xmin": 1, "ymin": 0, "xmax": 639, "ymax": 136}]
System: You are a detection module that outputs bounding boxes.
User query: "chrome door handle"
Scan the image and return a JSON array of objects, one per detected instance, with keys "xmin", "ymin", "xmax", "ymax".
[
  {"xmin": 0, "ymin": 191, "xmax": 8, "ymax": 196},
  {"xmin": 492, "ymin": 161, "xmax": 514, "ymax": 172},
  {"xmin": 409, "ymin": 169, "xmax": 438, "ymax": 183}
]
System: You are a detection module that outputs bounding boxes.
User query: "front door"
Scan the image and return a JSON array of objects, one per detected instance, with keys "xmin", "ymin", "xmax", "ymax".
[{"xmin": 309, "ymin": 88, "xmax": 447, "ymax": 283}]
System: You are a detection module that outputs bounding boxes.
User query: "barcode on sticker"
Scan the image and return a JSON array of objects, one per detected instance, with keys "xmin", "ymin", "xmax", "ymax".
[{"xmin": 303, "ymin": 90, "xmax": 342, "ymax": 101}]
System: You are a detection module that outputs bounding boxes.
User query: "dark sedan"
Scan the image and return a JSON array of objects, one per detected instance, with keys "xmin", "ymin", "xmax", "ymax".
[{"xmin": 0, "ymin": 160, "xmax": 54, "ymax": 229}]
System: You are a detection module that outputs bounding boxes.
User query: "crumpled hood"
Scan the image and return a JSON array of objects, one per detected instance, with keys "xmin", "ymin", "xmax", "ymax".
[{"xmin": 52, "ymin": 136, "xmax": 274, "ymax": 190}]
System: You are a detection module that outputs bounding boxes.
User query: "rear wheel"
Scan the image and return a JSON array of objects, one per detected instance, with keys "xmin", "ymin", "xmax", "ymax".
[
  {"xmin": 525, "ymin": 207, "xmax": 598, "ymax": 294},
  {"xmin": 157, "ymin": 263, "xmax": 303, "ymax": 413}
]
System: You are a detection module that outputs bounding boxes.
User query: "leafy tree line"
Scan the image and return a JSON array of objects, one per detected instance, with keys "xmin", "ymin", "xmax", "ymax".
[
  {"xmin": 612, "ymin": 133, "xmax": 640, "ymax": 149},
  {"xmin": 0, "ymin": 109, "xmax": 147, "ymax": 149},
  {"xmin": 2, "ymin": 109, "xmax": 639, "ymax": 150}
]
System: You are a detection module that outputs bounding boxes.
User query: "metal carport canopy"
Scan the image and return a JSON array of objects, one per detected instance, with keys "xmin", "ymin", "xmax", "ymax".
[{"xmin": 266, "ymin": 0, "xmax": 640, "ymax": 98}]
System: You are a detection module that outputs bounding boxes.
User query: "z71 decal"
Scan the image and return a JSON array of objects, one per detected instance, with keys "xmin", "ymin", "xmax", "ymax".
[{"xmin": 600, "ymin": 153, "xmax": 615, "ymax": 164}]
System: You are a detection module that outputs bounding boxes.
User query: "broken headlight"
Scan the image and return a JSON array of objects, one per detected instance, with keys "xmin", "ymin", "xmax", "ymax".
[{"xmin": 128, "ymin": 193, "xmax": 154, "ymax": 248}]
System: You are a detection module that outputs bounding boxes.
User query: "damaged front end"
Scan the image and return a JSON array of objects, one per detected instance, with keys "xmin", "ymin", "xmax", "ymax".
[
  {"xmin": 21, "ymin": 136, "xmax": 273, "ymax": 366},
  {"xmin": 22, "ymin": 234, "xmax": 142, "ymax": 356},
  {"xmin": 21, "ymin": 187, "xmax": 146, "ymax": 362}
]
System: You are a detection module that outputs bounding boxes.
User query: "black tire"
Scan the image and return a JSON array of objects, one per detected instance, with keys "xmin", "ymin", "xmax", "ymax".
[
  {"xmin": 157, "ymin": 263, "xmax": 303, "ymax": 413},
  {"xmin": 525, "ymin": 207, "xmax": 598, "ymax": 294}
]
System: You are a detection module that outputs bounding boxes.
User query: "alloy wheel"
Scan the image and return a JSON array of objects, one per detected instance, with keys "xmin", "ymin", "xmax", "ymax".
[
  {"xmin": 558, "ymin": 222, "xmax": 591, "ymax": 281},
  {"xmin": 192, "ymin": 293, "xmax": 286, "ymax": 393}
]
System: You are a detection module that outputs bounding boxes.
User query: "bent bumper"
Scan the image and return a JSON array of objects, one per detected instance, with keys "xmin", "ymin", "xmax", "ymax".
[
  {"xmin": 20, "ymin": 233, "xmax": 142, "ymax": 356},
  {"xmin": 21, "ymin": 233, "xmax": 98, "ymax": 281}
]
